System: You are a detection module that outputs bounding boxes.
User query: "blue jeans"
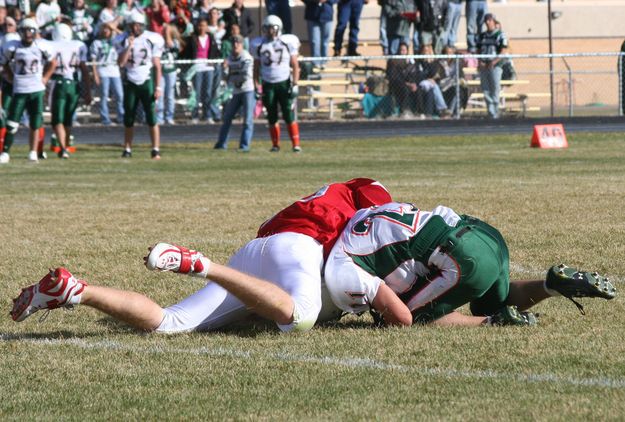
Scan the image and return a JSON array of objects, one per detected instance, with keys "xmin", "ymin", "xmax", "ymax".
[
  {"xmin": 99, "ymin": 76, "xmax": 124, "ymax": 125},
  {"xmin": 445, "ymin": 2, "xmax": 463, "ymax": 48},
  {"xmin": 266, "ymin": 0, "xmax": 292, "ymax": 34},
  {"xmin": 307, "ymin": 19, "xmax": 333, "ymax": 65},
  {"xmin": 334, "ymin": 0, "xmax": 364, "ymax": 53},
  {"xmin": 193, "ymin": 69, "xmax": 220, "ymax": 120},
  {"xmin": 480, "ymin": 65, "xmax": 503, "ymax": 118},
  {"xmin": 419, "ymin": 80, "xmax": 447, "ymax": 115},
  {"xmin": 466, "ymin": 0, "xmax": 488, "ymax": 52},
  {"xmin": 388, "ymin": 35, "xmax": 411, "ymax": 55},
  {"xmin": 157, "ymin": 71, "xmax": 177, "ymax": 124},
  {"xmin": 379, "ymin": 9, "xmax": 388, "ymax": 55},
  {"xmin": 215, "ymin": 90, "xmax": 255, "ymax": 150}
]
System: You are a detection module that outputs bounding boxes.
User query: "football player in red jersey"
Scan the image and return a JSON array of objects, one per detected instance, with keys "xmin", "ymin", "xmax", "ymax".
[{"xmin": 11, "ymin": 179, "xmax": 392, "ymax": 333}]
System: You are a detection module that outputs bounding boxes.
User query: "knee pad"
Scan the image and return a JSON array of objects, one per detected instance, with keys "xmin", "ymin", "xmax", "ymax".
[{"xmin": 7, "ymin": 120, "xmax": 18, "ymax": 134}]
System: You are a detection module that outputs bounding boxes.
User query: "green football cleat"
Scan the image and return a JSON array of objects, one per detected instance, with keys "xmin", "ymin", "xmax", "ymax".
[
  {"xmin": 488, "ymin": 305, "xmax": 538, "ymax": 326},
  {"xmin": 546, "ymin": 264, "xmax": 616, "ymax": 314}
]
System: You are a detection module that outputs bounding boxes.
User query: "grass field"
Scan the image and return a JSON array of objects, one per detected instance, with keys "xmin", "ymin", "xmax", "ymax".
[{"xmin": 1, "ymin": 132, "xmax": 624, "ymax": 420}]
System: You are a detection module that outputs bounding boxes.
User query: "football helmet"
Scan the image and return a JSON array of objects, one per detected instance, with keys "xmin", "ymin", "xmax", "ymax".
[
  {"xmin": 263, "ymin": 15, "xmax": 282, "ymax": 37},
  {"xmin": 52, "ymin": 23, "xmax": 73, "ymax": 42}
]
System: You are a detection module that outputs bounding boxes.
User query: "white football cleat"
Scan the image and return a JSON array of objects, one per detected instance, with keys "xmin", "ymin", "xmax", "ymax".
[
  {"xmin": 11, "ymin": 268, "xmax": 87, "ymax": 322},
  {"xmin": 145, "ymin": 243, "xmax": 211, "ymax": 278},
  {"xmin": 0, "ymin": 152, "xmax": 9, "ymax": 164},
  {"xmin": 28, "ymin": 150, "xmax": 38, "ymax": 163}
]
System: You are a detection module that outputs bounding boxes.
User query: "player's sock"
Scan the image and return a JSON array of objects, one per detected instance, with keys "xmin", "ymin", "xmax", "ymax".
[
  {"xmin": 287, "ymin": 122, "xmax": 300, "ymax": 148},
  {"xmin": 269, "ymin": 124, "xmax": 280, "ymax": 147},
  {"xmin": 0, "ymin": 127, "xmax": 6, "ymax": 152},
  {"xmin": 37, "ymin": 128, "xmax": 45, "ymax": 154}
]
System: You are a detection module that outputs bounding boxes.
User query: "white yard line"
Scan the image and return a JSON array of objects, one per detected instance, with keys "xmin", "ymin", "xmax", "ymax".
[{"xmin": 2, "ymin": 335, "xmax": 625, "ymax": 390}]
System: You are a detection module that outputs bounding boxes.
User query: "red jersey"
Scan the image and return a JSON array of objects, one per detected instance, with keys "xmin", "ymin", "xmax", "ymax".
[{"xmin": 257, "ymin": 178, "xmax": 392, "ymax": 257}]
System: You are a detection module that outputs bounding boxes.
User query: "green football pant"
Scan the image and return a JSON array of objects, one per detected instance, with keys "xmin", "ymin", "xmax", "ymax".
[
  {"xmin": 50, "ymin": 77, "xmax": 80, "ymax": 127},
  {"xmin": 262, "ymin": 80, "xmax": 294, "ymax": 125},
  {"xmin": 412, "ymin": 215, "xmax": 511, "ymax": 322},
  {"xmin": 123, "ymin": 79, "xmax": 157, "ymax": 127},
  {"xmin": 1, "ymin": 80, "xmax": 13, "ymax": 129},
  {"xmin": 3, "ymin": 90, "xmax": 44, "ymax": 153}
]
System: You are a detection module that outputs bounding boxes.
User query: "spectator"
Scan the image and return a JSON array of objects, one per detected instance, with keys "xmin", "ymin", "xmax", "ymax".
[
  {"xmin": 36, "ymin": 0, "xmax": 62, "ymax": 38},
  {"xmin": 0, "ymin": 5, "xmax": 6, "ymax": 37},
  {"xmin": 380, "ymin": 0, "xmax": 410, "ymax": 55},
  {"xmin": 98, "ymin": 0, "xmax": 124, "ymax": 34},
  {"xmin": 222, "ymin": 0, "xmax": 254, "ymax": 44},
  {"xmin": 416, "ymin": 0, "xmax": 447, "ymax": 54},
  {"xmin": 90, "ymin": 22, "xmax": 124, "ymax": 125},
  {"xmin": 465, "ymin": 0, "xmax": 487, "ymax": 53},
  {"xmin": 265, "ymin": 0, "xmax": 292, "ymax": 34},
  {"xmin": 191, "ymin": 0, "xmax": 212, "ymax": 24},
  {"xmin": 438, "ymin": 44, "xmax": 466, "ymax": 114},
  {"xmin": 302, "ymin": 0, "xmax": 336, "ymax": 67},
  {"xmin": 117, "ymin": 0, "xmax": 143, "ymax": 24},
  {"xmin": 333, "ymin": 0, "xmax": 366, "ymax": 56},
  {"xmin": 145, "ymin": 0, "xmax": 170, "ymax": 34},
  {"xmin": 1, "ymin": 16, "xmax": 16, "ymax": 42},
  {"xmin": 157, "ymin": 23, "xmax": 181, "ymax": 125},
  {"xmin": 71, "ymin": 0, "xmax": 95, "ymax": 43},
  {"xmin": 214, "ymin": 34, "xmax": 254, "ymax": 151},
  {"xmin": 220, "ymin": 22, "xmax": 240, "ymax": 58},
  {"xmin": 206, "ymin": 7, "xmax": 225, "ymax": 47},
  {"xmin": 386, "ymin": 42, "xmax": 419, "ymax": 115},
  {"xmin": 185, "ymin": 17, "xmax": 221, "ymax": 123},
  {"xmin": 170, "ymin": 0, "xmax": 192, "ymax": 25},
  {"xmin": 477, "ymin": 13, "xmax": 508, "ymax": 118},
  {"xmin": 444, "ymin": 0, "xmax": 462, "ymax": 48},
  {"xmin": 378, "ymin": 0, "xmax": 388, "ymax": 55},
  {"xmin": 416, "ymin": 43, "xmax": 449, "ymax": 117}
]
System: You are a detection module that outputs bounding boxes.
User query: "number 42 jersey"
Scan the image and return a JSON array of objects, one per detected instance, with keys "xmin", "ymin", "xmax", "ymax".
[
  {"xmin": 0, "ymin": 39, "xmax": 55, "ymax": 94},
  {"xmin": 114, "ymin": 30, "xmax": 164, "ymax": 85}
]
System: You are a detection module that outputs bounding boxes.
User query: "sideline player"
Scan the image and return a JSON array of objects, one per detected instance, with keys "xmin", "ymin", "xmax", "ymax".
[
  {"xmin": 11, "ymin": 179, "xmax": 392, "ymax": 333},
  {"xmin": 0, "ymin": 30, "xmax": 20, "ymax": 155},
  {"xmin": 251, "ymin": 15, "xmax": 301, "ymax": 153},
  {"xmin": 324, "ymin": 202, "xmax": 617, "ymax": 327},
  {"xmin": 114, "ymin": 10, "xmax": 164, "ymax": 159},
  {"xmin": 49, "ymin": 23, "xmax": 91, "ymax": 159},
  {"xmin": 0, "ymin": 18, "xmax": 56, "ymax": 164}
]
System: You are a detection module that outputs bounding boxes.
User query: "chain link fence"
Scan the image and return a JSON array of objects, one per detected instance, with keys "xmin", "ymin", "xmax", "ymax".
[{"xmin": 70, "ymin": 52, "xmax": 624, "ymax": 125}]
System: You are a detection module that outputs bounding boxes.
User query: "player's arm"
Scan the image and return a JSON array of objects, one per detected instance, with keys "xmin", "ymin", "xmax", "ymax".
[
  {"xmin": 253, "ymin": 58, "xmax": 261, "ymax": 89},
  {"xmin": 290, "ymin": 53, "xmax": 299, "ymax": 88},
  {"xmin": 371, "ymin": 283, "xmax": 413, "ymax": 326},
  {"xmin": 79, "ymin": 61, "xmax": 92, "ymax": 104},
  {"xmin": 152, "ymin": 56, "xmax": 162, "ymax": 100},
  {"xmin": 118, "ymin": 35, "xmax": 134, "ymax": 67},
  {"xmin": 42, "ymin": 56, "xmax": 57, "ymax": 85}
]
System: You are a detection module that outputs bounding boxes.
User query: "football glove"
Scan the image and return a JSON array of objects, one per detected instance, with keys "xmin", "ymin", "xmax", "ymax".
[
  {"xmin": 486, "ymin": 305, "xmax": 539, "ymax": 326},
  {"xmin": 289, "ymin": 84, "xmax": 299, "ymax": 99}
]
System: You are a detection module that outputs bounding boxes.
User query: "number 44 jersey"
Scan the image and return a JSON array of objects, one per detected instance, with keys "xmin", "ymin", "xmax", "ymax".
[
  {"xmin": 52, "ymin": 39, "xmax": 88, "ymax": 80},
  {"xmin": 114, "ymin": 30, "xmax": 164, "ymax": 85},
  {"xmin": 0, "ymin": 39, "xmax": 55, "ymax": 94},
  {"xmin": 251, "ymin": 34, "xmax": 300, "ymax": 83}
]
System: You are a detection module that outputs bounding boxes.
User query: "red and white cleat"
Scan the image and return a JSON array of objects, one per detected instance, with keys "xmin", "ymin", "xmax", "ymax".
[
  {"xmin": 145, "ymin": 243, "xmax": 211, "ymax": 278},
  {"xmin": 11, "ymin": 268, "xmax": 87, "ymax": 322}
]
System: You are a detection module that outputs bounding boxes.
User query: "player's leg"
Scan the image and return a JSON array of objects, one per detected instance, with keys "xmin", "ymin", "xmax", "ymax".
[
  {"xmin": 51, "ymin": 79, "xmax": 69, "ymax": 157},
  {"xmin": 138, "ymin": 79, "xmax": 160, "ymax": 159},
  {"xmin": 277, "ymin": 81, "xmax": 300, "ymax": 152},
  {"xmin": 2, "ymin": 93, "xmax": 27, "ymax": 157},
  {"xmin": 62, "ymin": 82, "xmax": 81, "ymax": 156},
  {"xmin": 122, "ymin": 81, "xmax": 139, "ymax": 156},
  {"xmin": 0, "ymin": 82, "xmax": 13, "ymax": 154},
  {"xmin": 262, "ymin": 82, "xmax": 281, "ymax": 151},
  {"xmin": 26, "ymin": 91, "xmax": 45, "ymax": 161}
]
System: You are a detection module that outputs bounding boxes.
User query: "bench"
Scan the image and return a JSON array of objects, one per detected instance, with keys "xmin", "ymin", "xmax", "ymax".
[
  {"xmin": 299, "ymin": 92, "xmax": 364, "ymax": 119},
  {"xmin": 466, "ymin": 92, "xmax": 550, "ymax": 117},
  {"xmin": 465, "ymin": 79, "xmax": 530, "ymax": 87},
  {"xmin": 299, "ymin": 79, "xmax": 352, "ymax": 87}
]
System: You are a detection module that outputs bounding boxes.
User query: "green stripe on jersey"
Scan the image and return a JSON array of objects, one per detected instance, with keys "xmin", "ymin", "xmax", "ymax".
[{"xmin": 348, "ymin": 241, "xmax": 412, "ymax": 279}]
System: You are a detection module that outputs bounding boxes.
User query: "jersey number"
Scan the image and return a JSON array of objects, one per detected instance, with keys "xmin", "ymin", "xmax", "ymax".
[
  {"xmin": 262, "ymin": 48, "xmax": 283, "ymax": 66},
  {"xmin": 128, "ymin": 48, "xmax": 148, "ymax": 66},
  {"xmin": 16, "ymin": 58, "xmax": 38, "ymax": 75},
  {"xmin": 352, "ymin": 208, "xmax": 419, "ymax": 235},
  {"xmin": 56, "ymin": 52, "xmax": 78, "ymax": 73}
]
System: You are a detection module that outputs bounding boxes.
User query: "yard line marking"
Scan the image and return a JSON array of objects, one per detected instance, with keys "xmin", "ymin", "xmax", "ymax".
[{"xmin": 3, "ymin": 335, "xmax": 625, "ymax": 390}]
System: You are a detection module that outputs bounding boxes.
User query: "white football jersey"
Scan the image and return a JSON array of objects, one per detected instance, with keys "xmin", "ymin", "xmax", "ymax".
[
  {"xmin": 114, "ymin": 30, "xmax": 164, "ymax": 85},
  {"xmin": 324, "ymin": 202, "xmax": 461, "ymax": 313},
  {"xmin": 226, "ymin": 49, "xmax": 254, "ymax": 94},
  {"xmin": 53, "ymin": 39, "xmax": 87, "ymax": 80},
  {"xmin": 251, "ymin": 34, "xmax": 299, "ymax": 83},
  {"xmin": 0, "ymin": 39, "xmax": 55, "ymax": 93}
]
